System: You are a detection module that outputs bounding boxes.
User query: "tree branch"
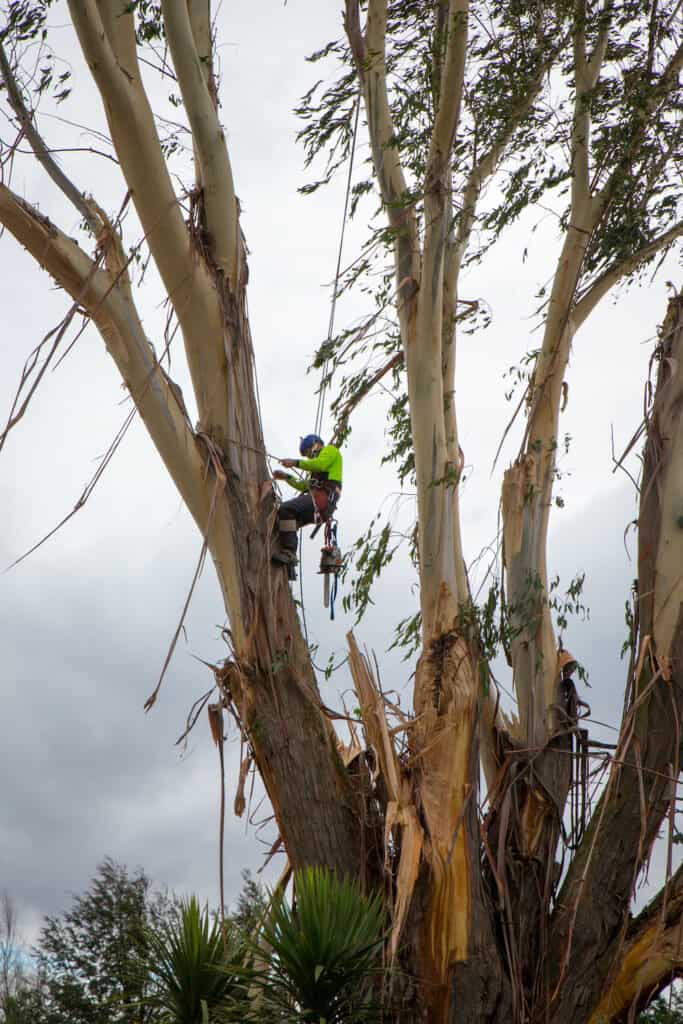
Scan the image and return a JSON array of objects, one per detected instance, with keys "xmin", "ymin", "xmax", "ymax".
[
  {"xmin": 0, "ymin": 40, "xmax": 101, "ymax": 237},
  {"xmin": 571, "ymin": 0, "xmax": 592, "ymax": 207},
  {"xmin": 585, "ymin": 0, "xmax": 612, "ymax": 89},
  {"xmin": 573, "ymin": 220, "xmax": 683, "ymax": 328},
  {"xmin": 429, "ymin": 0, "xmax": 468, "ymax": 165},
  {"xmin": 0, "ymin": 183, "xmax": 208, "ymax": 529},
  {"xmin": 67, "ymin": 1, "xmax": 231, "ymax": 443},
  {"xmin": 452, "ymin": 39, "xmax": 563, "ymax": 270},
  {"xmin": 592, "ymin": 37, "xmax": 683, "ymax": 217},
  {"xmin": 588, "ymin": 862, "xmax": 683, "ymax": 1022},
  {"xmin": 344, "ymin": 0, "xmax": 420, "ymax": 305},
  {"xmin": 187, "ymin": 0, "xmax": 215, "ymax": 97},
  {"xmin": 331, "ymin": 352, "xmax": 402, "ymax": 442},
  {"xmin": 161, "ymin": 0, "xmax": 239, "ymax": 283}
]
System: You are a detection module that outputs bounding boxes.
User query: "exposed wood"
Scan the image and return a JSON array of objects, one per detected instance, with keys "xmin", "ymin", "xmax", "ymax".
[
  {"xmin": 346, "ymin": 632, "xmax": 423, "ymax": 959},
  {"xmin": 588, "ymin": 863, "xmax": 683, "ymax": 1022}
]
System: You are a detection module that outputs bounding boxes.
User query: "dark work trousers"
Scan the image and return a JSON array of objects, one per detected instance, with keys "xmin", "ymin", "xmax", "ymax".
[{"xmin": 277, "ymin": 492, "xmax": 316, "ymax": 553}]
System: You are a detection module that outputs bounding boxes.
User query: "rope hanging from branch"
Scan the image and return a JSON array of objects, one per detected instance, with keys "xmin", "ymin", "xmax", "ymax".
[{"xmin": 313, "ymin": 95, "xmax": 361, "ymax": 439}]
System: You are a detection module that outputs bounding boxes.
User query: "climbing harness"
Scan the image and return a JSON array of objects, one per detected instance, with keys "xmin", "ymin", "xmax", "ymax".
[{"xmin": 318, "ymin": 518, "xmax": 342, "ymax": 619}]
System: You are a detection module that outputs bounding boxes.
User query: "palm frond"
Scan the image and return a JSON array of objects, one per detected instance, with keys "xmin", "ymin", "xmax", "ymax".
[{"xmin": 246, "ymin": 867, "xmax": 385, "ymax": 1023}]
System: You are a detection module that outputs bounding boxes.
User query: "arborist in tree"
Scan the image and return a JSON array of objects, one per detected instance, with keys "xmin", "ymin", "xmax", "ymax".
[
  {"xmin": 557, "ymin": 647, "xmax": 590, "ymax": 845},
  {"xmin": 271, "ymin": 433, "xmax": 342, "ymax": 567},
  {"xmin": 558, "ymin": 649, "xmax": 578, "ymax": 697}
]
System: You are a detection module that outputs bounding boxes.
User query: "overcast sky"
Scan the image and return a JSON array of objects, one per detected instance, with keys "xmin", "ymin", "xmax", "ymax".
[{"xmin": 0, "ymin": 2, "xmax": 680, "ymax": 947}]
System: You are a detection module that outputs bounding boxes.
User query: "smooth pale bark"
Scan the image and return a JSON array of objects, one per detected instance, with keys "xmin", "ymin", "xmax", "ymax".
[
  {"xmin": 68, "ymin": 1, "xmax": 231, "ymax": 441},
  {"xmin": 501, "ymin": 3, "xmax": 612, "ymax": 751},
  {"xmin": 161, "ymin": 0, "xmax": 239, "ymax": 284}
]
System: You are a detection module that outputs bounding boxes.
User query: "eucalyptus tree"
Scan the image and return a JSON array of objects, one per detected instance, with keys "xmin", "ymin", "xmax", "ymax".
[{"xmin": 0, "ymin": 2, "xmax": 682, "ymax": 1022}]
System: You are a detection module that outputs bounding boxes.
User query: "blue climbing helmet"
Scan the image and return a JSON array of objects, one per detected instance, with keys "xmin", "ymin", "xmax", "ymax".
[{"xmin": 299, "ymin": 434, "xmax": 323, "ymax": 456}]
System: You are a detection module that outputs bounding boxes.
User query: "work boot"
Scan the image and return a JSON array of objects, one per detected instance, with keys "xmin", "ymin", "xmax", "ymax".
[{"xmin": 271, "ymin": 548, "xmax": 298, "ymax": 567}]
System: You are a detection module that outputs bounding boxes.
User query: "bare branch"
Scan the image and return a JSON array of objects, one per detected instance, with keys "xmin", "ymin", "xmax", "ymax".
[
  {"xmin": 5, "ymin": 405, "xmax": 137, "ymax": 572},
  {"xmin": 573, "ymin": 220, "xmax": 683, "ymax": 328},
  {"xmin": 0, "ymin": 182, "xmax": 207, "ymax": 533},
  {"xmin": 161, "ymin": 0, "xmax": 239, "ymax": 283},
  {"xmin": 0, "ymin": 39, "xmax": 101, "ymax": 236},
  {"xmin": 67, "ymin": 0, "xmax": 230, "ymax": 442},
  {"xmin": 344, "ymin": 0, "xmax": 420, "ymax": 302},
  {"xmin": 0, "ymin": 304, "xmax": 79, "ymax": 456}
]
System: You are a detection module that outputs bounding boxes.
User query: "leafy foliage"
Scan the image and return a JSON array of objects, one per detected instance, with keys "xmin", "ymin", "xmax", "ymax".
[
  {"xmin": 0, "ymin": 1, "xmax": 54, "ymax": 43},
  {"xmin": 342, "ymin": 517, "xmax": 399, "ymax": 623},
  {"xmin": 0, "ymin": 892, "xmax": 43, "ymax": 1024},
  {"xmin": 229, "ymin": 872, "xmax": 266, "ymax": 944},
  {"xmin": 33, "ymin": 858, "xmax": 174, "ymax": 1024},
  {"xmin": 296, "ymin": 0, "xmax": 682, "ymax": 633},
  {"xmin": 143, "ymin": 897, "xmax": 245, "ymax": 1024},
  {"xmin": 2, "ymin": 865, "xmax": 268, "ymax": 1024},
  {"xmin": 638, "ymin": 988, "xmax": 683, "ymax": 1022},
  {"xmin": 245, "ymin": 867, "xmax": 385, "ymax": 1023}
]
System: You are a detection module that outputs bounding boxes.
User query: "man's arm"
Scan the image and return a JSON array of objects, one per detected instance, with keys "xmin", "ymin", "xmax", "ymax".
[
  {"xmin": 273, "ymin": 469, "xmax": 308, "ymax": 492},
  {"xmin": 297, "ymin": 445, "xmax": 337, "ymax": 474}
]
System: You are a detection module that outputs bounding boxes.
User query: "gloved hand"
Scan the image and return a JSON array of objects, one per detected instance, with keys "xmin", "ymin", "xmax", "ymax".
[
  {"xmin": 273, "ymin": 469, "xmax": 289, "ymax": 481},
  {"xmin": 280, "ymin": 458, "xmax": 298, "ymax": 468}
]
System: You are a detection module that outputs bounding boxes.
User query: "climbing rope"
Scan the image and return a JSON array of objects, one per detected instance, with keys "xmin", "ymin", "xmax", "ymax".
[
  {"xmin": 313, "ymin": 94, "xmax": 361, "ymax": 439},
  {"xmin": 294, "ymin": 96, "xmax": 360, "ymax": 641}
]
